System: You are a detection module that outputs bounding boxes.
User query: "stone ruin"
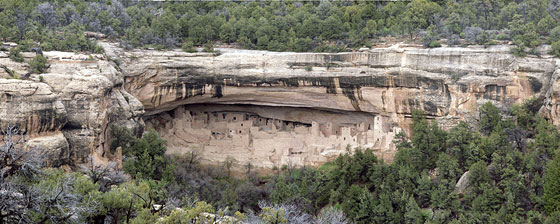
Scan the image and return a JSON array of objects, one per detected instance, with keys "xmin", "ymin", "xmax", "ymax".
[{"xmin": 146, "ymin": 104, "xmax": 400, "ymax": 168}]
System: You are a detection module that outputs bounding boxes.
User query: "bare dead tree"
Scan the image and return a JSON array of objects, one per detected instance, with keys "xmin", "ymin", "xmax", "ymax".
[
  {"xmin": 316, "ymin": 206, "xmax": 349, "ymax": 224},
  {"xmin": 550, "ymin": 0, "xmax": 560, "ymax": 21},
  {"xmin": 245, "ymin": 161, "xmax": 260, "ymax": 183},
  {"xmin": 82, "ymin": 155, "xmax": 127, "ymax": 192},
  {"xmin": 33, "ymin": 173, "xmax": 100, "ymax": 224},
  {"xmin": 204, "ymin": 207, "xmax": 236, "ymax": 224},
  {"xmin": 0, "ymin": 126, "xmax": 43, "ymax": 223},
  {"xmin": 186, "ymin": 150, "xmax": 201, "ymax": 171},
  {"xmin": 245, "ymin": 162, "xmax": 253, "ymax": 175},
  {"xmin": 505, "ymin": 127, "xmax": 527, "ymax": 151},
  {"xmin": 0, "ymin": 126, "xmax": 100, "ymax": 223},
  {"xmin": 83, "ymin": 155, "xmax": 112, "ymax": 184},
  {"xmin": 243, "ymin": 201, "xmax": 314, "ymax": 224},
  {"xmin": 0, "ymin": 180, "xmax": 38, "ymax": 224},
  {"xmin": 0, "ymin": 126, "xmax": 44, "ymax": 180}
]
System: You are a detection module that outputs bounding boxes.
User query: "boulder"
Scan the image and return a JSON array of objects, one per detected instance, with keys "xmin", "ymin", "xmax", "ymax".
[
  {"xmin": 24, "ymin": 133, "xmax": 69, "ymax": 167},
  {"xmin": 455, "ymin": 171, "xmax": 470, "ymax": 194}
]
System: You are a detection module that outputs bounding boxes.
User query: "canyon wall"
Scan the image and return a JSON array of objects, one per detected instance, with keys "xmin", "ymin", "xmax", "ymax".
[
  {"xmin": 0, "ymin": 50, "xmax": 144, "ymax": 166},
  {"xmin": 1, "ymin": 43, "xmax": 559, "ymax": 168},
  {"xmin": 104, "ymin": 43, "xmax": 558, "ymax": 168}
]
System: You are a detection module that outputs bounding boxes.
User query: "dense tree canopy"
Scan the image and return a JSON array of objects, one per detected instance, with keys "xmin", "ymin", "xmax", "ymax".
[
  {"xmin": 263, "ymin": 100, "xmax": 560, "ymax": 223},
  {"xmin": 1, "ymin": 0, "xmax": 560, "ymax": 55},
  {"xmin": 3, "ymin": 100, "xmax": 560, "ymax": 222},
  {"xmin": 3, "ymin": 0, "xmax": 560, "ymax": 222}
]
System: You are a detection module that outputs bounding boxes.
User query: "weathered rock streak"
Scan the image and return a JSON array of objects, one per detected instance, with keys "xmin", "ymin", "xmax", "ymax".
[
  {"xmin": 2, "ymin": 44, "xmax": 560, "ymax": 168},
  {"xmin": 0, "ymin": 51, "xmax": 144, "ymax": 165},
  {"xmin": 109, "ymin": 44, "xmax": 558, "ymax": 168}
]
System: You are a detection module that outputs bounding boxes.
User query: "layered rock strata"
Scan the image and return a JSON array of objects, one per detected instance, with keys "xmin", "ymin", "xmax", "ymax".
[
  {"xmin": 0, "ymin": 51, "xmax": 144, "ymax": 166},
  {"xmin": 2, "ymin": 43, "xmax": 559, "ymax": 169},
  {"xmin": 103, "ymin": 43, "xmax": 557, "ymax": 168}
]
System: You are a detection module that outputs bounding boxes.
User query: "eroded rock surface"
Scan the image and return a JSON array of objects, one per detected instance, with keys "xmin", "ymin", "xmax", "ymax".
[
  {"xmin": 0, "ymin": 51, "xmax": 144, "ymax": 166},
  {"xmin": 103, "ymin": 43, "xmax": 558, "ymax": 168},
  {"xmin": 2, "ymin": 43, "xmax": 559, "ymax": 169},
  {"xmin": 24, "ymin": 133, "xmax": 69, "ymax": 167}
]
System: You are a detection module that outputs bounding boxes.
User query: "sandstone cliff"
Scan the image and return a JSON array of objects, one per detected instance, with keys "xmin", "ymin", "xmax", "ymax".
[
  {"xmin": 1, "ymin": 43, "xmax": 559, "ymax": 169},
  {"xmin": 0, "ymin": 50, "xmax": 144, "ymax": 166},
  {"xmin": 102, "ymin": 43, "xmax": 558, "ymax": 168}
]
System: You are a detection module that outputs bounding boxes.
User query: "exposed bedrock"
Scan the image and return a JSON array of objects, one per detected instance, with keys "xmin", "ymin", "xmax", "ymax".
[
  {"xmin": 0, "ymin": 51, "xmax": 144, "ymax": 166},
  {"xmin": 103, "ymin": 43, "xmax": 558, "ymax": 168},
  {"xmin": 1, "ymin": 44, "xmax": 558, "ymax": 168}
]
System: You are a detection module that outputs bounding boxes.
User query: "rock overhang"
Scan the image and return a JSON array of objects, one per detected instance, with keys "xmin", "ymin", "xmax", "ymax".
[
  {"xmin": 107, "ymin": 43, "xmax": 558, "ymax": 168},
  {"xmin": 1, "ymin": 43, "xmax": 558, "ymax": 169}
]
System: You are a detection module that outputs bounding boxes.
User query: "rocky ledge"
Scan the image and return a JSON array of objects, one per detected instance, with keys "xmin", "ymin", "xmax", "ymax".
[
  {"xmin": 104, "ymin": 43, "xmax": 558, "ymax": 168},
  {"xmin": 2, "ymin": 43, "xmax": 559, "ymax": 168},
  {"xmin": 0, "ymin": 50, "xmax": 144, "ymax": 166}
]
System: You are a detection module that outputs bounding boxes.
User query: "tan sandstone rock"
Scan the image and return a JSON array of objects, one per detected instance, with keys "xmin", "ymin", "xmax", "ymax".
[
  {"xmin": 0, "ymin": 50, "xmax": 144, "ymax": 166},
  {"xmin": 24, "ymin": 133, "xmax": 70, "ymax": 167},
  {"xmin": 101, "ymin": 42, "xmax": 557, "ymax": 169},
  {"xmin": 2, "ymin": 42, "xmax": 559, "ymax": 169}
]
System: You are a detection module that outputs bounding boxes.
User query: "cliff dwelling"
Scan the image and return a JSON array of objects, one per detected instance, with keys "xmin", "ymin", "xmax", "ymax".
[{"xmin": 146, "ymin": 104, "xmax": 399, "ymax": 168}]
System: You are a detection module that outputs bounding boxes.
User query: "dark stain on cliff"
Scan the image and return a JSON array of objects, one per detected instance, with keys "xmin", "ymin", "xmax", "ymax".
[
  {"xmin": 174, "ymin": 71, "xmax": 445, "ymax": 90},
  {"xmin": 392, "ymin": 73, "xmax": 444, "ymax": 90},
  {"xmin": 170, "ymin": 83, "xmax": 207, "ymax": 101},
  {"xmin": 286, "ymin": 62, "xmax": 323, "ymax": 67},
  {"xmin": 444, "ymin": 84, "xmax": 452, "ymax": 105},
  {"xmin": 159, "ymin": 72, "xmax": 448, "ymax": 111},
  {"xmin": 175, "ymin": 83, "xmax": 183, "ymax": 100},
  {"xmin": 423, "ymin": 101, "xmax": 438, "ymax": 114},
  {"xmin": 483, "ymin": 84, "xmax": 506, "ymax": 101},
  {"xmin": 458, "ymin": 83, "xmax": 469, "ymax": 93},
  {"xmin": 186, "ymin": 83, "xmax": 205, "ymax": 98},
  {"xmin": 3, "ymin": 105, "xmax": 68, "ymax": 134},
  {"xmin": 405, "ymin": 99, "xmax": 419, "ymax": 112},
  {"xmin": 528, "ymin": 76, "xmax": 542, "ymax": 93},
  {"xmin": 342, "ymin": 87, "xmax": 361, "ymax": 111}
]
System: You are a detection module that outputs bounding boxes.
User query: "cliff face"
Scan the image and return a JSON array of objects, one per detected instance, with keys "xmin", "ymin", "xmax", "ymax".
[
  {"xmin": 0, "ymin": 51, "xmax": 144, "ymax": 166},
  {"xmin": 103, "ymin": 43, "xmax": 557, "ymax": 168},
  {"xmin": 1, "ymin": 44, "xmax": 558, "ymax": 168}
]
